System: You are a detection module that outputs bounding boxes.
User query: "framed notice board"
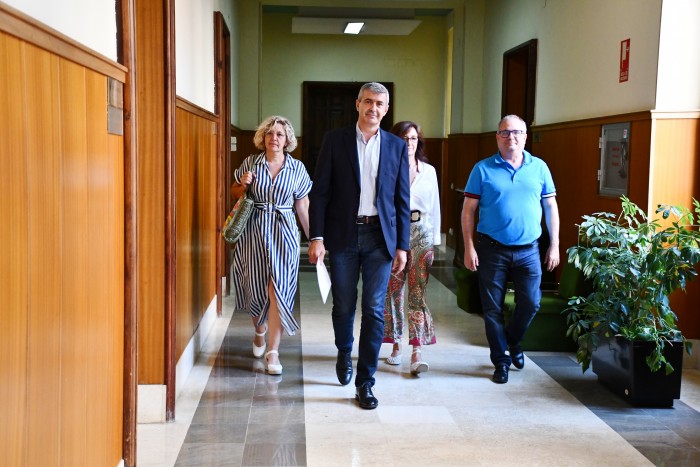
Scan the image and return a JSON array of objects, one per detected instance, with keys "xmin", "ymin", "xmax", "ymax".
[{"xmin": 598, "ymin": 122, "xmax": 630, "ymax": 197}]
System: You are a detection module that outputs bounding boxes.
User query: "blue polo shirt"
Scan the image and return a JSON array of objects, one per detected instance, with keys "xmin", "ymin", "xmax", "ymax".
[{"xmin": 464, "ymin": 151, "xmax": 556, "ymax": 246}]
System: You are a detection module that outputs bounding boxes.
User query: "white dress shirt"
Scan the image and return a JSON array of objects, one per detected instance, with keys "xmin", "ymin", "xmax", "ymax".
[
  {"xmin": 356, "ymin": 124, "xmax": 380, "ymax": 216},
  {"xmin": 412, "ymin": 160, "xmax": 442, "ymax": 245}
]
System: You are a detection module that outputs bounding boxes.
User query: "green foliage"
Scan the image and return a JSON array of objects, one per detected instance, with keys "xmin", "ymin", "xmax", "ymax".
[{"xmin": 565, "ymin": 196, "xmax": 700, "ymax": 374}]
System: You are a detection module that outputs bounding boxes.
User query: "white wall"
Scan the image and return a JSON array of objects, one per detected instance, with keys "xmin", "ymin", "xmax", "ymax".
[
  {"xmin": 656, "ymin": 0, "xmax": 700, "ymax": 111},
  {"xmin": 237, "ymin": 0, "xmax": 262, "ymax": 130},
  {"xmin": 457, "ymin": 0, "xmax": 485, "ymax": 134},
  {"xmin": 175, "ymin": 0, "xmax": 237, "ymax": 115},
  {"xmin": 5, "ymin": 0, "xmax": 117, "ymax": 60},
  {"xmin": 479, "ymin": 0, "xmax": 662, "ymax": 131}
]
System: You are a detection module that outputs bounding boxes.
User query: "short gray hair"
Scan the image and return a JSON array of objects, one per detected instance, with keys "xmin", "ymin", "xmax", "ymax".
[
  {"xmin": 358, "ymin": 82, "xmax": 390, "ymax": 104},
  {"xmin": 253, "ymin": 115, "xmax": 298, "ymax": 152},
  {"xmin": 499, "ymin": 114, "xmax": 526, "ymax": 128}
]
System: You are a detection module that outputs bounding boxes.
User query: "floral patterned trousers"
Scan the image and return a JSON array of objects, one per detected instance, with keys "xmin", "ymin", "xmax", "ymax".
[{"xmin": 383, "ymin": 220, "xmax": 436, "ymax": 346}]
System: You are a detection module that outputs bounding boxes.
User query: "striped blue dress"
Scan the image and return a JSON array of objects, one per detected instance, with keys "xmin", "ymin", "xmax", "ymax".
[{"xmin": 232, "ymin": 153, "xmax": 312, "ymax": 335}]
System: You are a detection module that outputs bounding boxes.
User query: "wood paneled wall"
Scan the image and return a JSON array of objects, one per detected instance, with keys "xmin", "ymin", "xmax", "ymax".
[
  {"xmin": 0, "ymin": 31, "xmax": 123, "ymax": 466},
  {"xmin": 445, "ymin": 133, "xmax": 493, "ymax": 250},
  {"xmin": 650, "ymin": 116, "xmax": 700, "ymax": 339},
  {"xmin": 446, "ymin": 112, "xmax": 699, "ymax": 339},
  {"xmin": 531, "ymin": 112, "xmax": 652, "ymax": 260},
  {"xmin": 176, "ymin": 104, "xmax": 218, "ymax": 358},
  {"xmin": 136, "ymin": 0, "xmax": 167, "ymax": 385},
  {"xmin": 447, "ymin": 115, "xmax": 651, "ymax": 260},
  {"xmin": 231, "ymin": 127, "xmax": 257, "ymax": 172}
]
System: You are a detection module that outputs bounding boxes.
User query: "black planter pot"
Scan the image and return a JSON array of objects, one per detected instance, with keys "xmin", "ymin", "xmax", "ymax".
[{"xmin": 591, "ymin": 336, "xmax": 683, "ymax": 407}]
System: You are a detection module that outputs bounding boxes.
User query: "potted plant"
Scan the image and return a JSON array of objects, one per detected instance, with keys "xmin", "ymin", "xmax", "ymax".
[{"xmin": 565, "ymin": 196, "xmax": 700, "ymax": 406}]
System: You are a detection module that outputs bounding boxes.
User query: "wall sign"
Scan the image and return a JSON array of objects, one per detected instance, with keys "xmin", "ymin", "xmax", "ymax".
[{"xmin": 619, "ymin": 38, "xmax": 630, "ymax": 83}]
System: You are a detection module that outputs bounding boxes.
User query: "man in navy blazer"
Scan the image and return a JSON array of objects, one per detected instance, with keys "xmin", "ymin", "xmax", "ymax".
[{"xmin": 309, "ymin": 82, "xmax": 411, "ymax": 409}]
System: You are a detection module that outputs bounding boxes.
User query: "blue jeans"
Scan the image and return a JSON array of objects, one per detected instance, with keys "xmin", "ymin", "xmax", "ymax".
[
  {"xmin": 476, "ymin": 234, "xmax": 542, "ymax": 366},
  {"xmin": 329, "ymin": 223, "xmax": 393, "ymax": 387}
]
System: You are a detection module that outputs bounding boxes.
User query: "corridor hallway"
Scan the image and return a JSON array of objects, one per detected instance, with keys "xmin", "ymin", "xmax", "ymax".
[{"xmin": 138, "ymin": 245, "xmax": 700, "ymax": 466}]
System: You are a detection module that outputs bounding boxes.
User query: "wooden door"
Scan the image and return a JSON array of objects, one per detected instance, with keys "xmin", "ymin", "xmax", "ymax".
[
  {"xmin": 502, "ymin": 39, "xmax": 537, "ymax": 152},
  {"xmin": 215, "ymin": 12, "xmax": 232, "ymax": 302},
  {"xmin": 302, "ymin": 81, "xmax": 394, "ymax": 177}
]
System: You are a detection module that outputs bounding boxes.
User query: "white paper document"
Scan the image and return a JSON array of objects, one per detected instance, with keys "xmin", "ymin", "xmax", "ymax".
[{"xmin": 316, "ymin": 258, "xmax": 331, "ymax": 304}]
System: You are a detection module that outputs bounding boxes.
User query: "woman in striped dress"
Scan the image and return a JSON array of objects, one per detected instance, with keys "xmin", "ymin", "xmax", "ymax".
[{"xmin": 230, "ymin": 116, "xmax": 311, "ymax": 375}]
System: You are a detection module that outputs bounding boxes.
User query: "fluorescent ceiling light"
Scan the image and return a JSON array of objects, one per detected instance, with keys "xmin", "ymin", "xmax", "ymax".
[
  {"xmin": 344, "ymin": 22, "xmax": 364, "ymax": 34},
  {"xmin": 292, "ymin": 18, "xmax": 422, "ymax": 36}
]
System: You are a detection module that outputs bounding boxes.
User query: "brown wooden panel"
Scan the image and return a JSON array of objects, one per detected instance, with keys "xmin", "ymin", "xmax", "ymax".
[
  {"xmin": 2, "ymin": 23, "xmax": 125, "ymax": 467},
  {"xmin": 85, "ymin": 68, "xmax": 113, "ymax": 466},
  {"xmin": 0, "ymin": 32, "xmax": 28, "ymax": 467},
  {"xmin": 445, "ymin": 134, "xmax": 483, "ymax": 250},
  {"xmin": 651, "ymin": 117, "xmax": 700, "ymax": 339},
  {"xmin": 176, "ymin": 110, "xmax": 193, "ymax": 357},
  {"xmin": 59, "ymin": 58, "xmax": 89, "ymax": 467},
  {"xmin": 532, "ymin": 114, "xmax": 652, "ymax": 274},
  {"xmin": 136, "ymin": 0, "xmax": 166, "ymax": 384},
  {"xmin": 232, "ymin": 128, "xmax": 258, "ymax": 170},
  {"xmin": 24, "ymin": 42, "xmax": 62, "ymax": 466},
  {"xmin": 109, "ymin": 133, "xmax": 126, "ymax": 455},
  {"xmin": 448, "ymin": 114, "xmax": 654, "ymax": 280},
  {"xmin": 175, "ymin": 109, "xmax": 218, "ymax": 358}
]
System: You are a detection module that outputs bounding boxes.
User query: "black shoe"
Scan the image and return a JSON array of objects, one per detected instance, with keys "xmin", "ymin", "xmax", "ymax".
[
  {"xmin": 336, "ymin": 351, "xmax": 353, "ymax": 386},
  {"xmin": 493, "ymin": 364, "xmax": 509, "ymax": 384},
  {"xmin": 355, "ymin": 383, "xmax": 378, "ymax": 409},
  {"xmin": 510, "ymin": 348, "xmax": 525, "ymax": 370}
]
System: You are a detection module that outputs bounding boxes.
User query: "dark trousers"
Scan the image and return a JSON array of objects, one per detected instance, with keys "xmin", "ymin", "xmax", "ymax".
[
  {"xmin": 329, "ymin": 223, "xmax": 393, "ymax": 387},
  {"xmin": 476, "ymin": 234, "xmax": 542, "ymax": 366}
]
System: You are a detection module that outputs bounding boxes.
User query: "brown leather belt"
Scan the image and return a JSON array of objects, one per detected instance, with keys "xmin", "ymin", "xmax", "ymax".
[{"xmin": 356, "ymin": 215, "xmax": 380, "ymax": 224}]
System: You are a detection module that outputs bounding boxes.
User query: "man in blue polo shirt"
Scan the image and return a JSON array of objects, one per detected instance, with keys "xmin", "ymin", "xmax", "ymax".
[{"xmin": 461, "ymin": 114, "xmax": 560, "ymax": 384}]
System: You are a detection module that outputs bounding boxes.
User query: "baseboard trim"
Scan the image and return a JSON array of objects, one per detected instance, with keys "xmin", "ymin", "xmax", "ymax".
[
  {"xmin": 137, "ymin": 384, "xmax": 166, "ymax": 423},
  {"xmin": 176, "ymin": 296, "xmax": 218, "ymax": 397},
  {"xmin": 138, "ymin": 296, "xmax": 218, "ymax": 423}
]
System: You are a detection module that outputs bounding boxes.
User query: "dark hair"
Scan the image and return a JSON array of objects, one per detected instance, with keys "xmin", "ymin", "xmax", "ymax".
[{"xmin": 390, "ymin": 121, "xmax": 428, "ymax": 165}]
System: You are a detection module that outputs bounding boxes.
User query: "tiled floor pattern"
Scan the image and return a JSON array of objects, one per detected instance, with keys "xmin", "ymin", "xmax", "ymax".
[{"xmin": 139, "ymin": 245, "xmax": 700, "ymax": 466}]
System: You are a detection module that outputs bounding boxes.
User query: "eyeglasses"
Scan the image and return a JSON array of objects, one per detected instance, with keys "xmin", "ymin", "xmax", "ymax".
[
  {"xmin": 496, "ymin": 130, "xmax": 526, "ymax": 138},
  {"xmin": 402, "ymin": 136, "xmax": 419, "ymax": 142}
]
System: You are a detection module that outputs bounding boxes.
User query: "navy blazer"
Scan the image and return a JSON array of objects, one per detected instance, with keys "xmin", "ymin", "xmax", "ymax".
[{"xmin": 309, "ymin": 125, "xmax": 411, "ymax": 257}]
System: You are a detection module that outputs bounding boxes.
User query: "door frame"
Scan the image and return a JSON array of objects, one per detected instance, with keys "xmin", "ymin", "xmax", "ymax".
[
  {"xmin": 214, "ymin": 12, "xmax": 232, "ymax": 311},
  {"xmin": 116, "ymin": 0, "xmax": 137, "ymax": 464}
]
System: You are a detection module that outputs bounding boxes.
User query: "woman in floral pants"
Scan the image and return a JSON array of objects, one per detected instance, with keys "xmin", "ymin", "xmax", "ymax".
[{"xmin": 383, "ymin": 121, "xmax": 441, "ymax": 374}]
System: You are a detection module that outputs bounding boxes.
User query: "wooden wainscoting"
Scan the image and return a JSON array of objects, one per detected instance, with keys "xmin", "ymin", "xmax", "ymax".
[
  {"xmin": 447, "ymin": 112, "xmax": 699, "ymax": 338},
  {"xmin": 445, "ymin": 133, "xmax": 492, "ymax": 250},
  {"xmin": 135, "ymin": 0, "xmax": 168, "ymax": 386},
  {"xmin": 532, "ymin": 112, "xmax": 652, "ymax": 262},
  {"xmin": 0, "ymin": 31, "xmax": 124, "ymax": 466},
  {"xmin": 175, "ymin": 102, "xmax": 218, "ymax": 358},
  {"xmin": 650, "ymin": 114, "xmax": 700, "ymax": 339}
]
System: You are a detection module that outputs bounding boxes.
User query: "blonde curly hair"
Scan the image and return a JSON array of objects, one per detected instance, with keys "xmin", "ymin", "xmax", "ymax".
[{"xmin": 253, "ymin": 115, "xmax": 298, "ymax": 153}]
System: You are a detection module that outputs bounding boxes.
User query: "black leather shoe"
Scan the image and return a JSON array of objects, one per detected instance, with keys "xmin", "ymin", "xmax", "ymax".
[
  {"xmin": 510, "ymin": 348, "xmax": 525, "ymax": 370},
  {"xmin": 336, "ymin": 351, "xmax": 353, "ymax": 386},
  {"xmin": 493, "ymin": 364, "xmax": 509, "ymax": 384},
  {"xmin": 355, "ymin": 383, "xmax": 378, "ymax": 409}
]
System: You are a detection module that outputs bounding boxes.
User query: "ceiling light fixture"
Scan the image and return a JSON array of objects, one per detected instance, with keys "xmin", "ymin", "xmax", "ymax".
[{"xmin": 344, "ymin": 22, "xmax": 364, "ymax": 34}]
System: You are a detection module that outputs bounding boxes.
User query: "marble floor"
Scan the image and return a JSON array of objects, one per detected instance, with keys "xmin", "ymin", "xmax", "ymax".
[{"xmin": 138, "ymin": 245, "xmax": 700, "ymax": 466}]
